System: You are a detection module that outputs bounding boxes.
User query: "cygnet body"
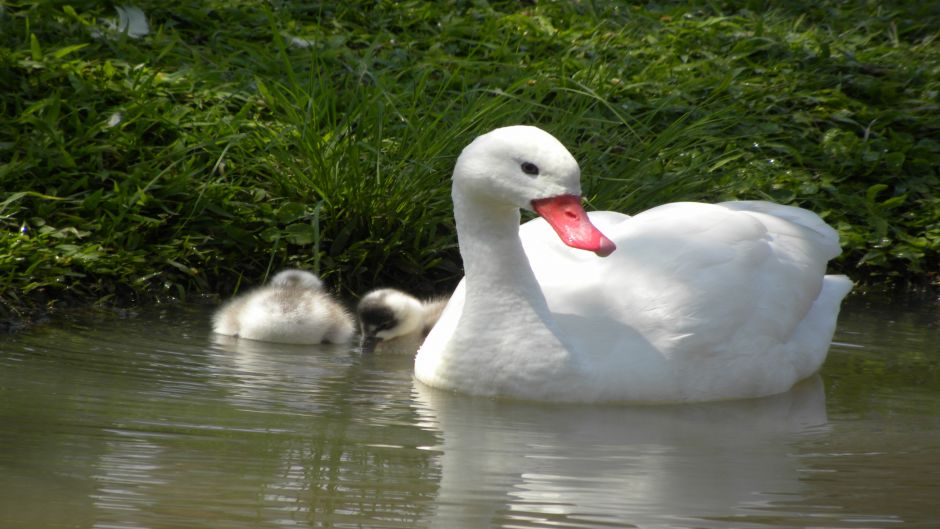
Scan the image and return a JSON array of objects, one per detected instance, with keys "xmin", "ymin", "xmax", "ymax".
[
  {"xmin": 357, "ymin": 288, "xmax": 448, "ymax": 354},
  {"xmin": 212, "ymin": 269, "xmax": 354, "ymax": 344}
]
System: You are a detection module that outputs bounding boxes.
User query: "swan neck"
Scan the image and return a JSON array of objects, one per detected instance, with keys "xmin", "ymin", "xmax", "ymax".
[
  {"xmin": 438, "ymin": 184, "xmax": 580, "ymax": 396},
  {"xmin": 452, "ymin": 190, "xmax": 539, "ymax": 293}
]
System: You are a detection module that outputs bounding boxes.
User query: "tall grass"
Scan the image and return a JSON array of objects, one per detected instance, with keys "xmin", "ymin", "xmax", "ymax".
[{"xmin": 1, "ymin": 1, "xmax": 938, "ymax": 322}]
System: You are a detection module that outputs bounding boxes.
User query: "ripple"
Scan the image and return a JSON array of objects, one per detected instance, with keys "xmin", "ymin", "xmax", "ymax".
[{"xmin": 2, "ymin": 298, "xmax": 939, "ymax": 528}]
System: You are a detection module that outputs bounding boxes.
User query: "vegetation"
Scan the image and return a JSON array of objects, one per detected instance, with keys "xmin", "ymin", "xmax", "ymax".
[{"xmin": 2, "ymin": 1, "xmax": 938, "ymax": 322}]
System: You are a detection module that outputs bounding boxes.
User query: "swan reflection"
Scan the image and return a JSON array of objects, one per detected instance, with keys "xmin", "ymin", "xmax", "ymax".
[{"xmin": 413, "ymin": 377, "xmax": 827, "ymax": 528}]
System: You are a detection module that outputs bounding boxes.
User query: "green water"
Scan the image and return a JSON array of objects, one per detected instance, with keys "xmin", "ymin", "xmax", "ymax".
[{"xmin": 1, "ymin": 293, "xmax": 938, "ymax": 528}]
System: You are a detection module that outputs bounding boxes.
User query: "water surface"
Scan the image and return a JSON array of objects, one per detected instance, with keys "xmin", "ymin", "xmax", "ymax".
[{"xmin": 1, "ymin": 293, "xmax": 938, "ymax": 528}]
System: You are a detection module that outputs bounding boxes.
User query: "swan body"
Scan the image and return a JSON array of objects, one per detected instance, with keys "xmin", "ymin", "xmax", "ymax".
[
  {"xmin": 212, "ymin": 269, "xmax": 355, "ymax": 344},
  {"xmin": 357, "ymin": 288, "xmax": 448, "ymax": 354},
  {"xmin": 415, "ymin": 126, "xmax": 852, "ymax": 403}
]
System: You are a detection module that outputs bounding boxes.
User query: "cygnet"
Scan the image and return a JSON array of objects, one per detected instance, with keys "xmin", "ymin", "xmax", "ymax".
[
  {"xmin": 212, "ymin": 269, "xmax": 354, "ymax": 344},
  {"xmin": 356, "ymin": 288, "xmax": 448, "ymax": 354}
]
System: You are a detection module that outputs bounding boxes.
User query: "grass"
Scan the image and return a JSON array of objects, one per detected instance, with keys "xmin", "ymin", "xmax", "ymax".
[{"xmin": 1, "ymin": 0, "xmax": 939, "ymax": 322}]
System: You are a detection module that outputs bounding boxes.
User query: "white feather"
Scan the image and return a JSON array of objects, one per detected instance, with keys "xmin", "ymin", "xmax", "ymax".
[
  {"xmin": 116, "ymin": 6, "xmax": 149, "ymax": 39},
  {"xmin": 415, "ymin": 126, "xmax": 852, "ymax": 403},
  {"xmin": 212, "ymin": 269, "xmax": 354, "ymax": 345}
]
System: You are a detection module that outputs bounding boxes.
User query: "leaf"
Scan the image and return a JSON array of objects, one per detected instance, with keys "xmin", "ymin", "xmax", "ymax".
[
  {"xmin": 866, "ymin": 184, "xmax": 888, "ymax": 203},
  {"xmin": 883, "ymin": 152, "xmax": 905, "ymax": 172},
  {"xmin": 255, "ymin": 77, "xmax": 273, "ymax": 105},
  {"xmin": 275, "ymin": 202, "xmax": 306, "ymax": 223},
  {"xmin": 166, "ymin": 259, "xmax": 195, "ymax": 275},
  {"xmin": 284, "ymin": 223, "xmax": 318, "ymax": 245},
  {"xmin": 707, "ymin": 152, "xmax": 746, "ymax": 173},
  {"xmin": 29, "ymin": 33, "xmax": 42, "ymax": 61},
  {"xmin": 259, "ymin": 227, "xmax": 282, "ymax": 243},
  {"xmin": 1, "ymin": 191, "xmax": 65, "ymax": 214},
  {"xmin": 857, "ymin": 249, "xmax": 885, "ymax": 265},
  {"xmin": 880, "ymin": 195, "xmax": 907, "ymax": 209},
  {"xmin": 51, "ymin": 43, "xmax": 89, "ymax": 60}
]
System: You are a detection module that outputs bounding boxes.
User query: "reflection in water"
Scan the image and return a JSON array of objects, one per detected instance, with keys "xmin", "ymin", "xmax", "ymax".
[
  {"xmin": 413, "ymin": 378, "xmax": 827, "ymax": 529},
  {"xmin": 209, "ymin": 333, "xmax": 440, "ymax": 527},
  {"xmin": 792, "ymin": 292, "xmax": 940, "ymax": 528},
  {"xmin": 0, "ymin": 294, "xmax": 938, "ymax": 528},
  {"xmin": 212, "ymin": 333, "xmax": 350, "ymax": 415},
  {"xmin": 0, "ymin": 306, "xmax": 438, "ymax": 529}
]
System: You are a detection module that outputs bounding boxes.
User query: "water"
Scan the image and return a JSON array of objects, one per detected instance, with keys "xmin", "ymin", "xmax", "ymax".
[{"xmin": 1, "ymin": 293, "xmax": 938, "ymax": 529}]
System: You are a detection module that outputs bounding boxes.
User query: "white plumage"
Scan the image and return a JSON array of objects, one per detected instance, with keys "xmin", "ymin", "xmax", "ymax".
[
  {"xmin": 212, "ymin": 269, "xmax": 354, "ymax": 345},
  {"xmin": 357, "ymin": 288, "xmax": 447, "ymax": 354},
  {"xmin": 415, "ymin": 126, "xmax": 852, "ymax": 403}
]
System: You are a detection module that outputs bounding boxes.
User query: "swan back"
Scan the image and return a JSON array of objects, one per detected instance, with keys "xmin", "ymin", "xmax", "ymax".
[{"xmin": 518, "ymin": 201, "xmax": 850, "ymax": 399}]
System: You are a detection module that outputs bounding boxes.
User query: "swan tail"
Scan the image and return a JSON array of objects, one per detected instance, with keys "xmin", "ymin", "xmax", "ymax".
[{"xmin": 786, "ymin": 274, "xmax": 854, "ymax": 380}]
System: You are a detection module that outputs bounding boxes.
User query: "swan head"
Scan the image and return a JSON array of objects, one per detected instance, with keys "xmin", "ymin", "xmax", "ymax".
[
  {"xmin": 454, "ymin": 126, "xmax": 616, "ymax": 256},
  {"xmin": 357, "ymin": 288, "xmax": 424, "ymax": 353},
  {"xmin": 269, "ymin": 269, "xmax": 324, "ymax": 290},
  {"xmin": 454, "ymin": 125, "xmax": 581, "ymax": 208}
]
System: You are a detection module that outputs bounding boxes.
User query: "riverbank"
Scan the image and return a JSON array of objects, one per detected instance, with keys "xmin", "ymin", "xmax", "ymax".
[{"xmin": 2, "ymin": 1, "xmax": 938, "ymax": 322}]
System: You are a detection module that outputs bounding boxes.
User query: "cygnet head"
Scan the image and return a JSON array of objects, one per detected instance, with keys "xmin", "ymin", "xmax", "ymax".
[
  {"xmin": 269, "ymin": 269, "xmax": 323, "ymax": 290},
  {"xmin": 357, "ymin": 288, "xmax": 424, "ymax": 354}
]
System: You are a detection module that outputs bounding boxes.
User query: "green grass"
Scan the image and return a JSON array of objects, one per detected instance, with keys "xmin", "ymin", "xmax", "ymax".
[{"xmin": 2, "ymin": 0, "xmax": 939, "ymax": 322}]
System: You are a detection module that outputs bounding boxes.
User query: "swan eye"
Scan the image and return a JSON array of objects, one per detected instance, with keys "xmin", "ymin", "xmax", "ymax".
[{"xmin": 520, "ymin": 162, "xmax": 540, "ymax": 176}]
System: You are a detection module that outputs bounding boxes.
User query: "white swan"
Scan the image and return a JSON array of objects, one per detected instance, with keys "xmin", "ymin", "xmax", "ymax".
[
  {"xmin": 356, "ymin": 288, "xmax": 448, "ymax": 354},
  {"xmin": 415, "ymin": 126, "xmax": 853, "ymax": 403},
  {"xmin": 212, "ymin": 269, "xmax": 355, "ymax": 344}
]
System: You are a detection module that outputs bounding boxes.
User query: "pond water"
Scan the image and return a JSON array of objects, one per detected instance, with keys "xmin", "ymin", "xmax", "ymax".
[{"xmin": 1, "ymin": 292, "xmax": 938, "ymax": 529}]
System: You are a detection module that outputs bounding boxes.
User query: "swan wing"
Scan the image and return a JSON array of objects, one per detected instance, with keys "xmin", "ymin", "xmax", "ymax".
[{"xmin": 521, "ymin": 201, "xmax": 848, "ymax": 363}]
